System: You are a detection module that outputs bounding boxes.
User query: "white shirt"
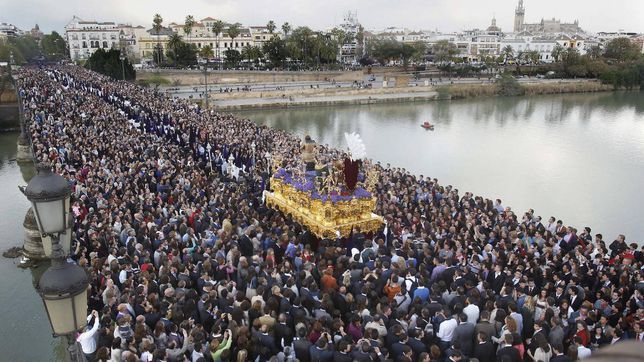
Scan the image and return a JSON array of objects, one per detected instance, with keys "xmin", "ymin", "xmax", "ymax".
[
  {"xmin": 437, "ymin": 317, "xmax": 458, "ymax": 342},
  {"xmin": 577, "ymin": 345, "xmax": 592, "ymax": 359},
  {"xmin": 464, "ymin": 304, "xmax": 480, "ymax": 325},
  {"xmin": 77, "ymin": 318, "xmax": 100, "ymax": 353}
]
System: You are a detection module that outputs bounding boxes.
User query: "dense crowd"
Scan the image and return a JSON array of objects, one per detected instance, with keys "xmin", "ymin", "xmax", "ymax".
[{"xmin": 16, "ymin": 65, "xmax": 642, "ymax": 362}]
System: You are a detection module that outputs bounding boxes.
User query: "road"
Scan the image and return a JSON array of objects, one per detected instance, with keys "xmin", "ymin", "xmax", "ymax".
[{"xmin": 161, "ymin": 76, "xmax": 586, "ymax": 100}]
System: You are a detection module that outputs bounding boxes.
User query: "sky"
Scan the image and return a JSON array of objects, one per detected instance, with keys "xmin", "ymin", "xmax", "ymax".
[{"xmin": 2, "ymin": 0, "xmax": 643, "ymax": 35}]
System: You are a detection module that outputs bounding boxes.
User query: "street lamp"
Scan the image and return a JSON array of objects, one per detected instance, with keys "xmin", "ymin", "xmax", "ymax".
[
  {"xmin": 8, "ymin": 50, "xmax": 14, "ymax": 78},
  {"xmin": 19, "ymin": 163, "xmax": 88, "ymax": 362},
  {"xmin": 251, "ymin": 141, "xmax": 256, "ymax": 168},
  {"xmin": 119, "ymin": 50, "xmax": 126, "ymax": 81}
]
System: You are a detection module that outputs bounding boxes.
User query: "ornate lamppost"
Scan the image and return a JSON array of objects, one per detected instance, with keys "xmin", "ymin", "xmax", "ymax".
[{"xmin": 20, "ymin": 163, "xmax": 88, "ymax": 362}]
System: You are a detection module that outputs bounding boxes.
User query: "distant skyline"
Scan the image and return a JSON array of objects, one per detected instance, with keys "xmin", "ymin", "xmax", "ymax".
[{"xmin": 1, "ymin": 0, "xmax": 643, "ymax": 34}]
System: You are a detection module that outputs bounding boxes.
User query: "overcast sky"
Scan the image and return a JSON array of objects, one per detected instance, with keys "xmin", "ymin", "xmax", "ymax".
[{"xmin": 2, "ymin": 0, "xmax": 643, "ymax": 34}]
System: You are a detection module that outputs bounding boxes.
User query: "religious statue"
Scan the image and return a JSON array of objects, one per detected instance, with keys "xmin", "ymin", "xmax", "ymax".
[
  {"xmin": 343, "ymin": 132, "xmax": 366, "ymax": 192},
  {"xmin": 300, "ymin": 135, "xmax": 317, "ymax": 172}
]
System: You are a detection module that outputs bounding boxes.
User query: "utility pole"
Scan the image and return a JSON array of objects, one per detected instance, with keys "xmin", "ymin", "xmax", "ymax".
[
  {"xmin": 204, "ymin": 60, "xmax": 209, "ymax": 109},
  {"xmin": 119, "ymin": 51, "xmax": 126, "ymax": 81}
]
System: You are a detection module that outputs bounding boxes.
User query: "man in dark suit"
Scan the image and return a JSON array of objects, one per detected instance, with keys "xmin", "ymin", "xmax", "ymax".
[
  {"xmin": 550, "ymin": 343, "xmax": 572, "ymax": 362},
  {"xmin": 308, "ymin": 335, "xmax": 334, "ymax": 362},
  {"xmin": 274, "ymin": 313, "xmax": 294, "ymax": 349},
  {"xmin": 407, "ymin": 328, "xmax": 427, "ymax": 356},
  {"xmin": 496, "ymin": 334, "xmax": 520, "ymax": 362},
  {"xmin": 452, "ymin": 313, "xmax": 475, "ymax": 357},
  {"xmin": 528, "ymin": 321, "xmax": 547, "ymax": 356},
  {"xmin": 473, "ymin": 331, "xmax": 495, "ymax": 362},
  {"xmin": 292, "ymin": 328, "xmax": 312, "ymax": 362},
  {"xmin": 488, "ymin": 265, "xmax": 506, "ymax": 294},
  {"xmin": 333, "ymin": 340, "xmax": 354, "ymax": 362},
  {"xmin": 475, "ymin": 311, "xmax": 497, "ymax": 343}
]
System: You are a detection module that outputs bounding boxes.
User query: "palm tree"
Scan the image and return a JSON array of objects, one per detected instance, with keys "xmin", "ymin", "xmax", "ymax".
[
  {"xmin": 152, "ymin": 14, "xmax": 163, "ymax": 65},
  {"xmin": 167, "ymin": 33, "xmax": 183, "ymax": 67},
  {"xmin": 184, "ymin": 15, "xmax": 195, "ymax": 44},
  {"xmin": 267, "ymin": 20, "xmax": 276, "ymax": 35},
  {"xmin": 200, "ymin": 44, "xmax": 214, "ymax": 60},
  {"xmin": 502, "ymin": 45, "xmax": 514, "ymax": 63},
  {"xmin": 226, "ymin": 23, "xmax": 242, "ymax": 68},
  {"xmin": 211, "ymin": 20, "xmax": 225, "ymax": 64},
  {"xmin": 551, "ymin": 44, "xmax": 565, "ymax": 62},
  {"xmin": 281, "ymin": 22, "xmax": 291, "ymax": 38}
]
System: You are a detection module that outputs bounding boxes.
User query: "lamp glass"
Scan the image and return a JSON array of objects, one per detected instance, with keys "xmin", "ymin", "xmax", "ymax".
[
  {"xmin": 43, "ymin": 289, "xmax": 88, "ymax": 336},
  {"xmin": 32, "ymin": 196, "xmax": 69, "ymax": 235}
]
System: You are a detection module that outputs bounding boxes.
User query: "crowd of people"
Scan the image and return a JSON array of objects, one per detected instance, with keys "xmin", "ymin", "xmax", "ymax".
[{"xmin": 16, "ymin": 65, "xmax": 642, "ymax": 362}]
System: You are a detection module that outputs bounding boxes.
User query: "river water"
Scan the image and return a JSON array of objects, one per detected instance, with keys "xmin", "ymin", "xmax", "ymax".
[
  {"xmin": 0, "ymin": 92, "xmax": 642, "ymax": 359},
  {"xmin": 239, "ymin": 92, "xmax": 644, "ymax": 243},
  {"xmin": 0, "ymin": 132, "xmax": 67, "ymax": 360}
]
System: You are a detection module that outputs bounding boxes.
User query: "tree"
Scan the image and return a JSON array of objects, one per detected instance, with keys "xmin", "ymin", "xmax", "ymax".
[
  {"xmin": 526, "ymin": 50, "xmax": 540, "ymax": 65},
  {"xmin": 281, "ymin": 22, "xmax": 291, "ymax": 38},
  {"xmin": 224, "ymin": 49, "xmax": 241, "ymax": 68},
  {"xmin": 184, "ymin": 15, "xmax": 195, "ymax": 41},
  {"xmin": 496, "ymin": 73, "xmax": 524, "ymax": 96},
  {"xmin": 86, "ymin": 48, "xmax": 136, "ymax": 80},
  {"xmin": 152, "ymin": 14, "xmax": 163, "ymax": 65},
  {"xmin": 266, "ymin": 20, "xmax": 276, "ymax": 35},
  {"xmin": 551, "ymin": 44, "xmax": 564, "ymax": 62},
  {"xmin": 166, "ymin": 41, "xmax": 197, "ymax": 67},
  {"xmin": 167, "ymin": 33, "xmax": 183, "ymax": 67},
  {"xmin": 604, "ymin": 37, "xmax": 640, "ymax": 62},
  {"xmin": 227, "ymin": 23, "xmax": 241, "ymax": 58},
  {"xmin": 432, "ymin": 40, "xmax": 458, "ymax": 64},
  {"xmin": 262, "ymin": 36, "xmax": 287, "ymax": 68},
  {"xmin": 241, "ymin": 44, "xmax": 262, "ymax": 65},
  {"xmin": 1, "ymin": 36, "xmax": 40, "ymax": 64},
  {"xmin": 587, "ymin": 45, "xmax": 603, "ymax": 60},
  {"xmin": 330, "ymin": 28, "xmax": 348, "ymax": 62},
  {"xmin": 356, "ymin": 25, "xmax": 365, "ymax": 58},
  {"xmin": 288, "ymin": 27, "xmax": 315, "ymax": 65},
  {"xmin": 211, "ymin": 20, "xmax": 225, "ymax": 63},
  {"xmin": 200, "ymin": 44, "xmax": 214, "ymax": 60},
  {"xmin": 41, "ymin": 31, "xmax": 67, "ymax": 61},
  {"xmin": 502, "ymin": 45, "xmax": 514, "ymax": 62}
]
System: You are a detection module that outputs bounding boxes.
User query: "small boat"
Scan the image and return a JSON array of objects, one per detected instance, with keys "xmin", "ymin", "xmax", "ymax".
[{"xmin": 421, "ymin": 121, "xmax": 434, "ymax": 130}]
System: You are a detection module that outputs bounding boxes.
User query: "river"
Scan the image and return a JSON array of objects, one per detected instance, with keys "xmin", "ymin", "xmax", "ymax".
[{"xmin": 239, "ymin": 92, "xmax": 644, "ymax": 243}]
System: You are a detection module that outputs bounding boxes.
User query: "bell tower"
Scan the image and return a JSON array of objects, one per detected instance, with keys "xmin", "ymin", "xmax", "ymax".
[{"xmin": 514, "ymin": 0, "xmax": 525, "ymax": 32}]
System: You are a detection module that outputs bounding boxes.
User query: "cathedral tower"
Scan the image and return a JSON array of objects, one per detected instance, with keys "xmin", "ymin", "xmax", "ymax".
[{"xmin": 514, "ymin": 0, "xmax": 525, "ymax": 32}]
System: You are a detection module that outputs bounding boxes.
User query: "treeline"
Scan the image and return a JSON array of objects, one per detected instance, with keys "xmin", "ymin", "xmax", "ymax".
[
  {"xmin": 86, "ymin": 49, "xmax": 136, "ymax": 81},
  {"xmin": 0, "ymin": 32, "xmax": 67, "ymax": 64},
  {"xmin": 511, "ymin": 38, "xmax": 644, "ymax": 90}
]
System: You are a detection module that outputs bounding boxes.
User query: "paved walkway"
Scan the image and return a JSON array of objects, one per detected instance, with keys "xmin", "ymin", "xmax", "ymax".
[{"xmin": 213, "ymin": 90, "xmax": 439, "ymax": 110}]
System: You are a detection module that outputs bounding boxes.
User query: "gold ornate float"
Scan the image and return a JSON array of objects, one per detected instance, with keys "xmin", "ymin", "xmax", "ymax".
[{"xmin": 264, "ymin": 133, "xmax": 383, "ymax": 239}]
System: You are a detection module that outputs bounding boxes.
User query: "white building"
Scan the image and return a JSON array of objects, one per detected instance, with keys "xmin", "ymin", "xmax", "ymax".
[
  {"xmin": 65, "ymin": 16, "xmax": 121, "ymax": 61},
  {"xmin": 0, "ymin": 22, "xmax": 23, "ymax": 38},
  {"xmin": 117, "ymin": 25, "xmax": 147, "ymax": 62}
]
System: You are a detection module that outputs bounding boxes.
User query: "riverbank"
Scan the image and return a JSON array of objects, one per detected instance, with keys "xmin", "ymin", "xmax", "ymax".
[{"xmin": 211, "ymin": 79, "xmax": 614, "ymax": 111}]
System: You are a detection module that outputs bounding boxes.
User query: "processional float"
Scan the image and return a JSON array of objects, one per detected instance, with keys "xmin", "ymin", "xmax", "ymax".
[{"xmin": 263, "ymin": 133, "xmax": 383, "ymax": 239}]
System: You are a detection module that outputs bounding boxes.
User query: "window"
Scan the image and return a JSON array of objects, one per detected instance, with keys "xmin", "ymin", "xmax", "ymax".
[
  {"xmin": 103, "ymin": 41, "xmax": 108, "ymax": 48},
  {"xmin": 224, "ymin": 42, "xmax": 227, "ymax": 48},
  {"xmin": 82, "ymin": 41, "xmax": 87, "ymax": 48}
]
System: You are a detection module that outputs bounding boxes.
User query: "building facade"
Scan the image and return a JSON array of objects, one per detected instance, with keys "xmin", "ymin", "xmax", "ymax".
[
  {"xmin": 513, "ymin": 0, "xmax": 582, "ymax": 34},
  {"xmin": 65, "ymin": 16, "xmax": 121, "ymax": 61},
  {"xmin": 0, "ymin": 22, "xmax": 23, "ymax": 38}
]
